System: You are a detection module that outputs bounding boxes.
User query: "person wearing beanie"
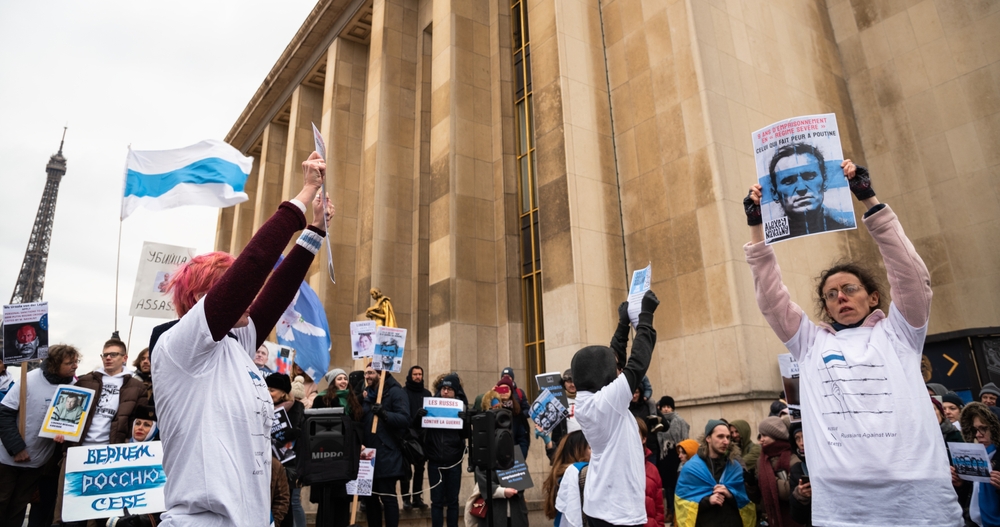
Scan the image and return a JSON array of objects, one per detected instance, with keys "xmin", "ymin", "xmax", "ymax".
[
  {"xmin": 943, "ymin": 392, "xmax": 965, "ymax": 431},
  {"xmin": 674, "ymin": 420, "xmax": 754, "ymax": 527},
  {"xmin": 130, "ymin": 404, "xmax": 159, "ymax": 443},
  {"xmin": 415, "ymin": 373, "xmax": 468, "ymax": 527},
  {"xmin": 402, "ymin": 365, "xmax": 431, "ymax": 510},
  {"xmin": 755, "ymin": 416, "xmax": 797, "ymax": 527},
  {"xmin": 571, "ymin": 291, "xmax": 659, "ymax": 527},
  {"xmin": 787, "ymin": 422, "xmax": 811, "ymax": 526},
  {"xmin": 743, "ymin": 161, "xmax": 963, "ymax": 526},
  {"xmin": 926, "ymin": 382, "xmax": 949, "ymax": 397},
  {"xmin": 266, "ymin": 373, "xmax": 306, "ymax": 527},
  {"xmin": 676, "ymin": 440, "xmax": 699, "ymax": 464},
  {"xmin": 310, "ymin": 367, "xmax": 363, "ymax": 527},
  {"xmin": 654, "ymin": 395, "xmax": 689, "ymax": 526},
  {"xmin": 982, "ymin": 383, "xmax": 1000, "ymax": 407},
  {"xmin": 494, "ymin": 378, "xmax": 530, "ymax": 458}
]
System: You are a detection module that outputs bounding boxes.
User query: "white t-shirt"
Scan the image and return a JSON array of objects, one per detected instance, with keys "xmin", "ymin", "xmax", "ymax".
[
  {"xmin": 0, "ymin": 368, "xmax": 61, "ymax": 468},
  {"xmin": 788, "ymin": 304, "xmax": 963, "ymax": 527},
  {"xmin": 565, "ymin": 395, "xmax": 581, "ymax": 433},
  {"xmin": 83, "ymin": 369, "xmax": 126, "ymax": 445},
  {"xmin": 556, "ymin": 464, "xmax": 584, "ymax": 527},
  {"xmin": 152, "ymin": 298, "xmax": 273, "ymax": 527},
  {"xmin": 575, "ymin": 374, "xmax": 645, "ymax": 525}
]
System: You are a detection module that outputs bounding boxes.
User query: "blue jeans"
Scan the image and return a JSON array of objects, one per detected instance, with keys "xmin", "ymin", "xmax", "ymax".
[
  {"xmin": 291, "ymin": 487, "xmax": 306, "ymax": 527},
  {"xmin": 428, "ymin": 462, "xmax": 462, "ymax": 527}
]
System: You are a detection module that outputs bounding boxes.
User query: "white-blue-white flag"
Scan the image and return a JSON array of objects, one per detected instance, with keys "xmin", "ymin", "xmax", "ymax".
[{"xmin": 121, "ymin": 139, "xmax": 252, "ymax": 220}]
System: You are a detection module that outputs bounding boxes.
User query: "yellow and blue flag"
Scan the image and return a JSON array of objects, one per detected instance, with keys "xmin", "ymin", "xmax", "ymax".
[{"xmin": 674, "ymin": 454, "xmax": 755, "ymax": 527}]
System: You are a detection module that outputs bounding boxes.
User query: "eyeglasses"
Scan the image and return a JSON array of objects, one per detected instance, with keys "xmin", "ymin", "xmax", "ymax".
[
  {"xmin": 975, "ymin": 425, "xmax": 991, "ymax": 435},
  {"xmin": 823, "ymin": 283, "xmax": 865, "ymax": 302},
  {"xmin": 100, "ymin": 352, "xmax": 123, "ymax": 359}
]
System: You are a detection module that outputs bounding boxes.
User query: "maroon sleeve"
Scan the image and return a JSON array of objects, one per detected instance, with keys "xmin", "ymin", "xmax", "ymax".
[
  {"xmin": 204, "ymin": 202, "xmax": 306, "ymax": 341},
  {"xmin": 249, "ymin": 225, "xmax": 326, "ymax": 349}
]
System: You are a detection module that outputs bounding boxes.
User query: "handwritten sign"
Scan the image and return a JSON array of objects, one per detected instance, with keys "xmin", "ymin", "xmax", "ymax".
[
  {"xmin": 422, "ymin": 397, "xmax": 464, "ymax": 429},
  {"xmin": 128, "ymin": 241, "xmax": 196, "ymax": 319},
  {"xmin": 3, "ymin": 301, "xmax": 49, "ymax": 364},
  {"xmin": 62, "ymin": 442, "xmax": 167, "ymax": 521},
  {"xmin": 40, "ymin": 385, "xmax": 95, "ymax": 442}
]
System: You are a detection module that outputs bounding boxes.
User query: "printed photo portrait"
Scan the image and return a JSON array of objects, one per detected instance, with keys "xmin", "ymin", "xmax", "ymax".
[{"xmin": 40, "ymin": 385, "xmax": 95, "ymax": 440}]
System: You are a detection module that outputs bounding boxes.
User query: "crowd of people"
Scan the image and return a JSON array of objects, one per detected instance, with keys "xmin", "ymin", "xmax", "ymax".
[{"xmin": 1, "ymin": 153, "xmax": 994, "ymax": 527}]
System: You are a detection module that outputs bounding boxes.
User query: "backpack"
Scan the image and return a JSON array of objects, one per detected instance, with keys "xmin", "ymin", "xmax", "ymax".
[
  {"xmin": 573, "ymin": 461, "xmax": 590, "ymax": 527},
  {"xmin": 295, "ymin": 408, "xmax": 361, "ymax": 485}
]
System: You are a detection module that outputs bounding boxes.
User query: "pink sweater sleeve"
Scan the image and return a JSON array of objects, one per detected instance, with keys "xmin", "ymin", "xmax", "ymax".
[
  {"xmin": 862, "ymin": 205, "xmax": 931, "ymax": 328},
  {"xmin": 744, "ymin": 241, "xmax": 806, "ymax": 344}
]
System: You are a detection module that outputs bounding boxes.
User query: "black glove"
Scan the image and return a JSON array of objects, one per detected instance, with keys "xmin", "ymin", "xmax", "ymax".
[
  {"xmin": 848, "ymin": 165, "xmax": 875, "ymax": 200},
  {"xmin": 743, "ymin": 190, "xmax": 762, "ymax": 226},
  {"xmin": 416, "ymin": 408, "xmax": 428, "ymax": 418},
  {"xmin": 640, "ymin": 290, "xmax": 659, "ymax": 315},
  {"xmin": 458, "ymin": 411, "xmax": 467, "ymax": 419},
  {"xmin": 372, "ymin": 404, "xmax": 387, "ymax": 418},
  {"xmin": 617, "ymin": 301, "xmax": 630, "ymax": 326}
]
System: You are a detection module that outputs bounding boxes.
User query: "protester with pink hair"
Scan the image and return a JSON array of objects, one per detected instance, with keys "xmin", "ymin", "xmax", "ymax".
[{"xmin": 150, "ymin": 152, "xmax": 333, "ymax": 527}]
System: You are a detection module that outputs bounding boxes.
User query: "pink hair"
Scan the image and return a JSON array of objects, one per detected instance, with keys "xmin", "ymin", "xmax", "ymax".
[{"xmin": 166, "ymin": 251, "xmax": 235, "ymax": 316}]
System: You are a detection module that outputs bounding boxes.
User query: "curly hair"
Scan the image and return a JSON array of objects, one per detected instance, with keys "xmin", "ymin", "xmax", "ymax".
[
  {"xmin": 960, "ymin": 402, "xmax": 1000, "ymax": 445},
  {"xmin": 44, "ymin": 344, "xmax": 81, "ymax": 375},
  {"xmin": 165, "ymin": 251, "xmax": 235, "ymax": 316},
  {"xmin": 815, "ymin": 261, "xmax": 885, "ymax": 322}
]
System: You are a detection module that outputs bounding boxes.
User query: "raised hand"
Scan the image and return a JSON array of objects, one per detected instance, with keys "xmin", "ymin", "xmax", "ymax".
[
  {"xmin": 618, "ymin": 301, "xmax": 630, "ymax": 326},
  {"xmin": 744, "ymin": 184, "xmax": 763, "ymax": 226},
  {"xmin": 842, "ymin": 159, "xmax": 875, "ymax": 201},
  {"xmin": 311, "ymin": 192, "xmax": 335, "ymax": 229},
  {"xmin": 295, "ymin": 152, "xmax": 326, "ymax": 206},
  {"xmin": 640, "ymin": 290, "xmax": 659, "ymax": 315}
]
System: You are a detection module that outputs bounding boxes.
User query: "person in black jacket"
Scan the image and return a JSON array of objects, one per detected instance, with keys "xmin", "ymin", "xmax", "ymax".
[
  {"xmin": 267, "ymin": 373, "xmax": 306, "ymax": 527},
  {"xmin": 362, "ymin": 364, "xmax": 411, "ymax": 527},
  {"xmin": 402, "ymin": 365, "xmax": 431, "ymax": 510},
  {"xmin": 788, "ymin": 421, "xmax": 811, "ymax": 526},
  {"xmin": 310, "ymin": 368, "xmax": 363, "ymax": 527},
  {"xmin": 415, "ymin": 373, "xmax": 468, "ymax": 527}
]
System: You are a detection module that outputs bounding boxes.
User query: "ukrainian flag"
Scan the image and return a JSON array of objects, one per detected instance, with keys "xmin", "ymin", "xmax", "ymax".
[{"xmin": 674, "ymin": 454, "xmax": 755, "ymax": 527}]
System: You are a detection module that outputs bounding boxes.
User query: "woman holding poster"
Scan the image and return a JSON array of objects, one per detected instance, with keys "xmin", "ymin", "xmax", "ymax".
[{"xmin": 743, "ymin": 160, "xmax": 963, "ymax": 527}]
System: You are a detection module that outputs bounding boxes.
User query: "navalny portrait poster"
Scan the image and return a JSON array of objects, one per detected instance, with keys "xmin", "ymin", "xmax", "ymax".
[{"xmin": 751, "ymin": 113, "xmax": 856, "ymax": 244}]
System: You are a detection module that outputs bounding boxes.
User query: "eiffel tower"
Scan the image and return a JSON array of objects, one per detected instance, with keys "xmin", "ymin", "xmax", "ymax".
[{"xmin": 10, "ymin": 128, "xmax": 68, "ymax": 305}]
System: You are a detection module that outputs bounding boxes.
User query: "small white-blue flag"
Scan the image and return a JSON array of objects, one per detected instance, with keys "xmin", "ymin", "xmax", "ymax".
[{"xmin": 121, "ymin": 139, "xmax": 252, "ymax": 220}]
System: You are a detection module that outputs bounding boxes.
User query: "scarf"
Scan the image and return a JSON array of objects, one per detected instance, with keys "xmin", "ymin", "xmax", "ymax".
[
  {"xmin": 981, "ymin": 445, "xmax": 1000, "ymax": 526},
  {"xmin": 658, "ymin": 412, "xmax": 690, "ymax": 459},
  {"xmin": 335, "ymin": 389, "xmax": 349, "ymax": 409},
  {"xmin": 43, "ymin": 370, "xmax": 74, "ymax": 385},
  {"xmin": 757, "ymin": 440, "xmax": 794, "ymax": 527}
]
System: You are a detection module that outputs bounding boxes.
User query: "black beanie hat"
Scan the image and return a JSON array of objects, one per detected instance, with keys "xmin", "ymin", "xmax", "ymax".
[
  {"xmin": 266, "ymin": 373, "xmax": 292, "ymax": 394},
  {"xmin": 571, "ymin": 345, "xmax": 618, "ymax": 393},
  {"xmin": 942, "ymin": 392, "xmax": 964, "ymax": 409},
  {"xmin": 133, "ymin": 404, "xmax": 157, "ymax": 421},
  {"xmin": 440, "ymin": 373, "xmax": 460, "ymax": 390}
]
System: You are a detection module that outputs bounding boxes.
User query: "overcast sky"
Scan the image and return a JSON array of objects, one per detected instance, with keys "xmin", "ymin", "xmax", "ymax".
[{"xmin": 0, "ymin": 0, "xmax": 316, "ymax": 374}]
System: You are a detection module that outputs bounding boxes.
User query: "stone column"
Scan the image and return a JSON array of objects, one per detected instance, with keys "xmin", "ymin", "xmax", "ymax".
[{"xmin": 253, "ymin": 122, "xmax": 289, "ymax": 230}]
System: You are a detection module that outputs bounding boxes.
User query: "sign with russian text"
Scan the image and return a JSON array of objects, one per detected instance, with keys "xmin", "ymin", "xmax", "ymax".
[
  {"xmin": 62, "ymin": 442, "xmax": 167, "ymax": 521},
  {"xmin": 422, "ymin": 397, "xmax": 464, "ymax": 429},
  {"xmin": 751, "ymin": 113, "xmax": 856, "ymax": 244},
  {"xmin": 128, "ymin": 241, "xmax": 196, "ymax": 319}
]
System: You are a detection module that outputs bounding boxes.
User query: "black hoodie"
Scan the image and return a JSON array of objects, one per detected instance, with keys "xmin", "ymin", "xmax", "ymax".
[{"xmin": 404, "ymin": 366, "xmax": 431, "ymax": 430}]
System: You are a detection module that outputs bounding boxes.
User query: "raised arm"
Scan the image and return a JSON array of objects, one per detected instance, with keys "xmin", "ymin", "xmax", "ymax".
[
  {"xmin": 744, "ymin": 184, "xmax": 805, "ymax": 343},
  {"xmin": 609, "ymin": 301, "xmax": 631, "ymax": 371},
  {"xmin": 249, "ymin": 192, "xmax": 335, "ymax": 349},
  {"xmin": 845, "ymin": 161, "xmax": 931, "ymax": 328},
  {"xmin": 203, "ymin": 153, "xmax": 325, "ymax": 341},
  {"xmin": 623, "ymin": 291, "xmax": 658, "ymax": 393}
]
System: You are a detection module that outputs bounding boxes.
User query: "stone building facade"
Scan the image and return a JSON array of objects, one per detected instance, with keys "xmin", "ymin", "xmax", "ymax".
[{"xmin": 216, "ymin": 0, "xmax": 1000, "ymax": 432}]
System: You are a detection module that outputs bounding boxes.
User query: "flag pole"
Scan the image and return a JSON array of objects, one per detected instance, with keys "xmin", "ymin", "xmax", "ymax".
[{"xmin": 115, "ymin": 146, "xmax": 130, "ymax": 333}]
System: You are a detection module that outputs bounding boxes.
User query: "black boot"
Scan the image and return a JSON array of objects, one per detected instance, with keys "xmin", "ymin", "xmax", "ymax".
[{"xmin": 403, "ymin": 496, "xmax": 413, "ymax": 511}]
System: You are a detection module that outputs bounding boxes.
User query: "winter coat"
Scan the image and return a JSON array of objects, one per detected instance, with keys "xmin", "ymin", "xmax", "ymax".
[
  {"xmin": 404, "ymin": 370, "xmax": 432, "ymax": 430},
  {"xmin": 644, "ymin": 448, "xmax": 665, "ymax": 527},
  {"xmin": 629, "ymin": 398, "xmax": 656, "ymax": 419},
  {"xmin": 271, "ymin": 456, "xmax": 291, "ymax": 525},
  {"xmin": 74, "ymin": 371, "xmax": 148, "ymax": 444},
  {"xmin": 474, "ymin": 467, "xmax": 528, "ymax": 527},
  {"xmin": 789, "ymin": 460, "xmax": 811, "ymax": 527},
  {"xmin": 419, "ymin": 391, "xmax": 468, "ymax": 465},
  {"xmin": 362, "ymin": 373, "xmax": 411, "ymax": 479}
]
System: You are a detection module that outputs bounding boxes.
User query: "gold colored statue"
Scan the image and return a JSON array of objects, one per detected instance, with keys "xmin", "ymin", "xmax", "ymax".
[{"xmin": 365, "ymin": 288, "xmax": 396, "ymax": 328}]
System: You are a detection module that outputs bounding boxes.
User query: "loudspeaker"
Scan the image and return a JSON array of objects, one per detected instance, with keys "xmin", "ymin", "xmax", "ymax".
[{"xmin": 470, "ymin": 409, "xmax": 515, "ymax": 470}]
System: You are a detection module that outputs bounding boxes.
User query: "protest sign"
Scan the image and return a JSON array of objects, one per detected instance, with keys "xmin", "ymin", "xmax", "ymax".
[
  {"xmin": 347, "ymin": 448, "xmax": 376, "ymax": 496},
  {"xmin": 128, "ymin": 242, "xmax": 196, "ymax": 319},
  {"xmin": 350, "ymin": 321, "xmax": 377, "ymax": 360},
  {"xmin": 496, "ymin": 449, "xmax": 533, "ymax": 491},
  {"xmin": 272, "ymin": 407, "xmax": 297, "ymax": 465},
  {"xmin": 62, "ymin": 442, "xmax": 167, "ymax": 522},
  {"xmin": 778, "ymin": 354, "xmax": 801, "ymax": 423},
  {"xmin": 535, "ymin": 372, "xmax": 568, "ymax": 408},
  {"xmin": 627, "ymin": 264, "xmax": 651, "ymax": 328},
  {"xmin": 530, "ymin": 389, "xmax": 568, "ymax": 436},
  {"xmin": 311, "ymin": 122, "xmax": 336, "ymax": 284},
  {"xmin": 422, "ymin": 397, "xmax": 464, "ymax": 429},
  {"xmin": 262, "ymin": 341, "xmax": 295, "ymax": 375},
  {"xmin": 751, "ymin": 113, "xmax": 856, "ymax": 244},
  {"xmin": 372, "ymin": 326, "xmax": 406, "ymax": 373},
  {"xmin": 40, "ymin": 385, "xmax": 96, "ymax": 442},
  {"xmin": 3, "ymin": 302, "xmax": 49, "ymax": 364},
  {"xmin": 948, "ymin": 442, "xmax": 993, "ymax": 483}
]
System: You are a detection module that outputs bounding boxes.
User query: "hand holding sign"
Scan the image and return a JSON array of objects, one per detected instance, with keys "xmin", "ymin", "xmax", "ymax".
[{"xmin": 311, "ymin": 122, "xmax": 336, "ymax": 283}]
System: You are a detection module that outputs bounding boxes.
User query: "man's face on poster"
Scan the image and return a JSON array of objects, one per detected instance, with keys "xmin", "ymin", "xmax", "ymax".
[
  {"xmin": 773, "ymin": 153, "xmax": 825, "ymax": 215},
  {"xmin": 15, "ymin": 325, "xmax": 38, "ymax": 355},
  {"xmin": 64, "ymin": 395, "xmax": 79, "ymax": 410}
]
